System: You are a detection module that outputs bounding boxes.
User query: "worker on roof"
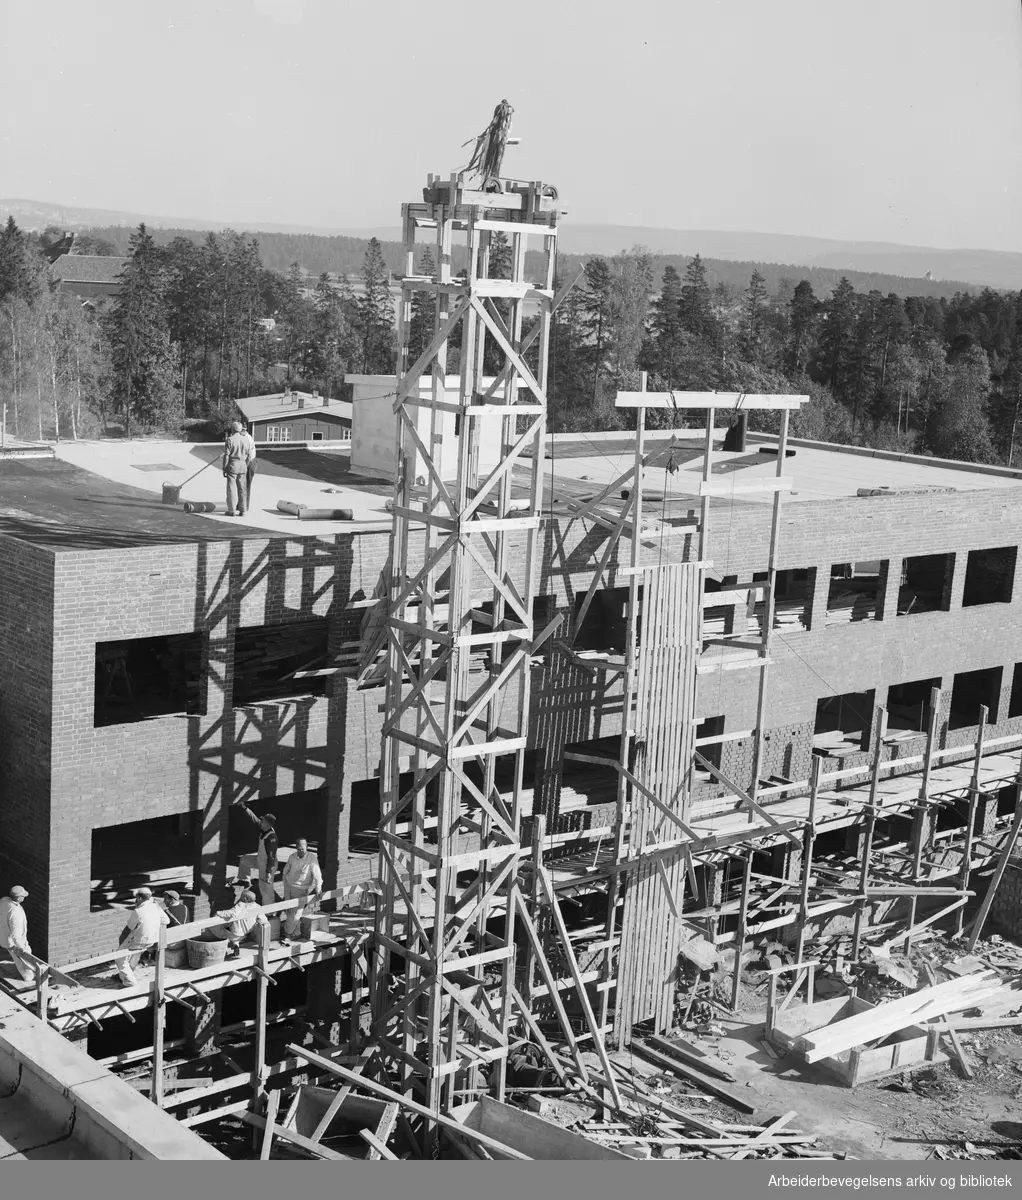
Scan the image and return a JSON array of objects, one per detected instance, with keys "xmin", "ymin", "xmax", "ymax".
[
  {"xmin": 280, "ymin": 838, "xmax": 323, "ymax": 944},
  {"xmin": 200, "ymin": 889, "xmax": 268, "ymax": 959},
  {"xmin": 222, "ymin": 420, "xmax": 256, "ymax": 517},
  {"xmin": 234, "ymin": 802, "xmax": 279, "ymax": 906},
  {"xmin": 0, "ymin": 887, "xmax": 34, "ymax": 983},
  {"xmin": 116, "ymin": 888, "xmax": 169, "ymax": 987}
]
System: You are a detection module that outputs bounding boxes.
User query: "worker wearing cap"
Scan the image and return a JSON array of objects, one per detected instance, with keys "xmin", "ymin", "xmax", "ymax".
[
  {"xmin": 200, "ymin": 889, "xmax": 268, "ymax": 959},
  {"xmin": 234, "ymin": 802, "xmax": 279, "ymax": 906},
  {"xmin": 116, "ymin": 888, "xmax": 169, "ymax": 987},
  {"xmin": 280, "ymin": 839, "xmax": 323, "ymax": 943},
  {"xmin": 162, "ymin": 890, "xmax": 188, "ymax": 927},
  {"xmin": 0, "ymin": 887, "xmax": 34, "ymax": 983},
  {"xmin": 222, "ymin": 421, "xmax": 255, "ymax": 517}
]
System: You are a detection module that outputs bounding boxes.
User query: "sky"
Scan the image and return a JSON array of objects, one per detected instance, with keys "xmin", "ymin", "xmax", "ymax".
[{"xmin": 2, "ymin": 0, "xmax": 1022, "ymax": 250}]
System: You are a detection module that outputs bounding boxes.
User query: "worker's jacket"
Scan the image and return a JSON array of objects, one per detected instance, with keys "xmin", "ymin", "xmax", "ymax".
[
  {"xmin": 214, "ymin": 901, "xmax": 268, "ymax": 942},
  {"xmin": 282, "ymin": 852, "xmax": 322, "ymax": 892},
  {"xmin": 223, "ymin": 432, "xmax": 254, "ymax": 476},
  {"xmin": 0, "ymin": 899, "xmax": 29, "ymax": 952},
  {"xmin": 122, "ymin": 900, "xmax": 169, "ymax": 950}
]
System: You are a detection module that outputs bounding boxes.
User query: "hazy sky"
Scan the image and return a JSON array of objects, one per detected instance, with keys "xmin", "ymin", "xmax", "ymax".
[{"xmin": 2, "ymin": 0, "xmax": 1022, "ymax": 250}]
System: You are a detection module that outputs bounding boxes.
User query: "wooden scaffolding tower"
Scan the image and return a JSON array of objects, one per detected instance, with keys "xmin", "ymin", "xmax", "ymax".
[{"xmin": 369, "ymin": 166, "xmax": 563, "ymax": 1116}]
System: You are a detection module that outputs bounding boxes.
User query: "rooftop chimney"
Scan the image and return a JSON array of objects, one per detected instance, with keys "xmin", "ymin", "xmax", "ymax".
[{"xmin": 297, "ymin": 394, "xmax": 305, "ymax": 410}]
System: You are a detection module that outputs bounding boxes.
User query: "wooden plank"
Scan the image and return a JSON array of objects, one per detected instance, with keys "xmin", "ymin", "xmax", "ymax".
[
  {"xmin": 309, "ymin": 1043, "xmax": 375, "ymax": 1143},
  {"xmin": 615, "ymin": 392, "xmax": 808, "ymax": 411},
  {"xmin": 259, "ymin": 1089, "xmax": 280, "ymax": 1161},
  {"xmin": 360, "ymin": 1128, "xmax": 398, "ymax": 1160},
  {"xmin": 284, "ymin": 1045, "xmax": 531, "ymax": 1160},
  {"xmin": 966, "ymin": 800, "xmax": 1022, "ymax": 951},
  {"xmin": 242, "ymin": 1112, "xmax": 350, "ymax": 1161},
  {"xmin": 699, "ymin": 477, "xmax": 792, "ymax": 498},
  {"xmin": 644, "ymin": 1034, "xmax": 737, "ymax": 1082},
  {"xmin": 631, "ymin": 1042, "xmax": 756, "ymax": 1112}
]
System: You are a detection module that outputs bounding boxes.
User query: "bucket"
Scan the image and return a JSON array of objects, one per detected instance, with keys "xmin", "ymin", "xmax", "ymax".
[
  {"xmin": 162, "ymin": 482, "xmax": 181, "ymax": 505},
  {"xmin": 165, "ymin": 944, "xmax": 189, "ymax": 969},
  {"xmin": 186, "ymin": 938, "xmax": 229, "ymax": 969}
]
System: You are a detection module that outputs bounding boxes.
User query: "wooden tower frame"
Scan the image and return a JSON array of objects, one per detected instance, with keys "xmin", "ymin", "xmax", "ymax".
[{"xmin": 370, "ymin": 169, "xmax": 563, "ymax": 1117}]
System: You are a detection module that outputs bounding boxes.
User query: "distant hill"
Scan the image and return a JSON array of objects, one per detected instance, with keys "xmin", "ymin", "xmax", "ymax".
[{"xmin": 1, "ymin": 197, "xmax": 1007, "ymax": 297}]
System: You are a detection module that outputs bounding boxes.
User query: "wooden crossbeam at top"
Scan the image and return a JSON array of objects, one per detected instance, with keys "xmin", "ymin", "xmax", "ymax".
[{"xmin": 615, "ymin": 391, "xmax": 808, "ymax": 410}]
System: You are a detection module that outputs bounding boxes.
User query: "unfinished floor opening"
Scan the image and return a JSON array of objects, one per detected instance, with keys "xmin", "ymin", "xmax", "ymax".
[
  {"xmin": 948, "ymin": 666, "xmax": 1002, "ymax": 731},
  {"xmin": 886, "ymin": 677, "xmax": 941, "ymax": 733},
  {"xmin": 91, "ymin": 812, "xmax": 200, "ymax": 912},
  {"xmin": 813, "ymin": 690, "xmax": 875, "ymax": 754},
  {"xmin": 897, "ymin": 553, "xmax": 954, "ymax": 616},
  {"xmin": 94, "ymin": 632, "xmax": 204, "ymax": 727},
  {"xmin": 826, "ymin": 561, "xmax": 886, "ymax": 625},
  {"xmin": 962, "ymin": 545, "xmax": 1017, "ymax": 608},
  {"xmin": 232, "ymin": 619, "xmax": 331, "ymax": 706}
]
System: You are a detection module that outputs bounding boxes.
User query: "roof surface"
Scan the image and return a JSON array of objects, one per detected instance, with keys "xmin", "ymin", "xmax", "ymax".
[
  {"xmin": 237, "ymin": 392, "xmax": 352, "ymax": 423},
  {"xmin": 0, "ymin": 432, "xmax": 1017, "ymax": 553},
  {"xmin": 49, "ymin": 254, "xmax": 128, "ymax": 284}
]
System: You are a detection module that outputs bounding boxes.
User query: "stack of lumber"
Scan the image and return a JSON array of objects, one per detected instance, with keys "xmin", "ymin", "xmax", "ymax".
[
  {"xmin": 233, "ymin": 623, "xmax": 329, "ymax": 701},
  {"xmin": 825, "ymin": 586, "xmax": 877, "ymax": 625},
  {"xmin": 797, "ymin": 971, "xmax": 1002, "ymax": 1064}
]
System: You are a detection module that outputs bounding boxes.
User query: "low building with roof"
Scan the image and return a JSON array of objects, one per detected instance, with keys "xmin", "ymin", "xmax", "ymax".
[
  {"xmin": 49, "ymin": 253, "xmax": 128, "ymax": 301},
  {"xmin": 235, "ymin": 389, "xmax": 352, "ymax": 444}
]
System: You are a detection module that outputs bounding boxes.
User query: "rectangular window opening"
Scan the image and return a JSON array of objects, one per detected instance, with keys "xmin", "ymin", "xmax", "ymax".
[
  {"xmin": 94, "ymin": 632, "xmax": 204, "ymax": 727},
  {"xmin": 887, "ymin": 677, "xmax": 941, "ymax": 733},
  {"xmin": 693, "ymin": 716, "xmax": 725, "ymax": 781},
  {"xmin": 311, "ymin": 431, "xmax": 325, "ymax": 441},
  {"xmin": 897, "ymin": 553, "xmax": 954, "ymax": 616},
  {"xmin": 751, "ymin": 568, "xmax": 815, "ymax": 633},
  {"xmin": 1009, "ymin": 663, "xmax": 1022, "ymax": 719},
  {"xmin": 91, "ymin": 812, "xmax": 199, "ymax": 912},
  {"xmin": 962, "ymin": 546, "xmax": 1017, "ymax": 608},
  {"xmin": 573, "ymin": 587, "xmax": 632, "ymax": 655},
  {"xmin": 559, "ymin": 737, "xmax": 620, "ymax": 811},
  {"xmin": 949, "ymin": 666, "xmax": 1002, "ymax": 731},
  {"xmin": 233, "ymin": 619, "xmax": 331, "ymax": 706},
  {"xmin": 826, "ymin": 561, "xmax": 886, "ymax": 625},
  {"xmin": 813, "ymin": 689, "xmax": 875, "ymax": 753}
]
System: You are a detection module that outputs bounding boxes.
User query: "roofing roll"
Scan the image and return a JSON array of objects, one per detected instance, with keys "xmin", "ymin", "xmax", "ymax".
[
  {"xmin": 276, "ymin": 501, "xmax": 305, "ymax": 515},
  {"xmin": 297, "ymin": 508, "xmax": 354, "ymax": 521},
  {"xmin": 182, "ymin": 500, "xmax": 216, "ymax": 513}
]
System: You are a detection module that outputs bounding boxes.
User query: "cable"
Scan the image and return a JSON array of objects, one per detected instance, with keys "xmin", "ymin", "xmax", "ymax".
[
  {"xmin": 0, "ymin": 1065, "xmax": 22, "ymax": 1099},
  {"xmin": 0, "ymin": 1106, "xmax": 77, "ymax": 1159}
]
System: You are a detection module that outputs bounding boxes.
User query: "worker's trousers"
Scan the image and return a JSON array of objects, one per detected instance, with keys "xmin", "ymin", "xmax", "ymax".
[
  {"xmin": 3, "ymin": 945, "xmax": 34, "ymax": 983},
  {"xmin": 282, "ymin": 884, "xmax": 314, "ymax": 938},
  {"xmin": 256, "ymin": 877, "xmax": 276, "ymax": 906},
  {"xmin": 116, "ymin": 946, "xmax": 151, "ymax": 986},
  {"xmin": 225, "ymin": 472, "xmax": 248, "ymax": 515},
  {"xmin": 246, "ymin": 461, "xmax": 257, "ymax": 503}
]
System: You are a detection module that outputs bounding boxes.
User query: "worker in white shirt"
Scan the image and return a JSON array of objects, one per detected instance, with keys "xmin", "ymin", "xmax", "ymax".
[
  {"xmin": 116, "ymin": 888, "xmax": 170, "ymax": 987},
  {"xmin": 0, "ymin": 886, "xmax": 34, "ymax": 982},
  {"xmin": 280, "ymin": 839, "xmax": 323, "ymax": 943},
  {"xmin": 200, "ymin": 889, "xmax": 268, "ymax": 959}
]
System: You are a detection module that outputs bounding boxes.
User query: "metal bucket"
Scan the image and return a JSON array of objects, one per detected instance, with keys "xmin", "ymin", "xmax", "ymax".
[{"xmin": 162, "ymin": 482, "xmax": 181, "ymax": 505}]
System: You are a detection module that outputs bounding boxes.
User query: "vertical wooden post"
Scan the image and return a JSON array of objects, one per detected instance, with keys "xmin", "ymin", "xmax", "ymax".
[
  {"xmin": 730, "ymin": 851, "xmax": 753, "ymax": 1011},
  {"xmin": 35, "ymin": 964, "xmax": 48, "ymax": 1022},
  {"xmin": 349, "ymin": 948, "xmax": 363, "ymax": 1051},
  {"xmin": 852, "ymin": 706, "xmax": 887, "ymax": 961},
  {"xmin": 957, "ymin": 705, "xmax": 988, "ymax": 936},
  {"xmin": 796, "ymin": 755, "xmax": 823, "ymax": 963},
  {"xmin": 906, "ymin": 688, "xmax": 941, "ymax": 951},
  {"xmin": 151, "ymin": 924, "xmax": 167, "ymax": 1106},
  {"xmin": 252, "ymin": 920, "xmax": 270, "ymax": 1109},
  {"xmin": 965, "ymin": 779, "xmax": 1022, "ymax": 952},
  {"xmin": 526, "ymin": 813, "xmax": 545, "ymax": 1009}
]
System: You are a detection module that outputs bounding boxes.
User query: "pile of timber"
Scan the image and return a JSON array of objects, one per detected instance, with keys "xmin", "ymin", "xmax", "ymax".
[
  {"xmin": 233, "ymin": 624, "xmax": 329, "ymax": 698},
  {"xmin": 797, "ymin": 971, "xmax": 1003, "ymax": 1064}
]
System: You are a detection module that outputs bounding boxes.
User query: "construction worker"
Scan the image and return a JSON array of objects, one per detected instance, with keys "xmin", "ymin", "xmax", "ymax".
[
  {"xmin": 280, "ymin": 838, "xmax": 322, "ymax": 944},
  {"xmin": 222, "ymin": 421, "xmax": 255, "ymax": 517},
  {"xmin": 161, "ymin": 890, "xmax": 188, "ymax": 927},
  {"xmin": 245, "ymin": 434, "xmax": 258, "ymax": 504},
  {"xmin": 234, "ymin": 802, "xmax": 279, "ymax": 905},
  {"xmin": 116, "ymin": 888, "xmax": 169, "ymax": 987},
  {"xmin": 0, "ymin": 887, "xmax": 34, "ymax": 983},
  {"xmin": 200, "ymin": 889, "xmax": 267, "ymax": 959}
]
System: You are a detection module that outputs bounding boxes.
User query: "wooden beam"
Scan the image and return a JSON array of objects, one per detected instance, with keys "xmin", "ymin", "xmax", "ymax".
[
  {"xmin": 259, "ymin": 1089, "xmax": 280, "ymax": 1161},
  {"xmin": 615, "ymin": 392, "xmax": 808, "ymax": 411},
  {"xmin": 965, "ymin": 797, "xmax": 1022, "ymax": 952},
  {"xmin": 241, "ymin": 1112, "xmax": 350, "ymax": 1161},
  {"xmin": 309, "ymin": 1042, "xmax": 375, "ymax": 1144},
  {"xmin": 359, "ymin": 1128, "xmax": 398, "ymax": 1160}
]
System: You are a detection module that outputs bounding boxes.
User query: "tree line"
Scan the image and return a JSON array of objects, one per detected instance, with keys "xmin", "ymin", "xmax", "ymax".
[{"xmin": 1, "ymin": 214, "xmax": 1019, "ymax": 466}]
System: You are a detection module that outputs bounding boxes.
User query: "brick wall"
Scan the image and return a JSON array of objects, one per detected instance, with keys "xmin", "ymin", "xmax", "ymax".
[{"xmin": 0, "ymin": 535, "xmax": 55, "ymax": 952}]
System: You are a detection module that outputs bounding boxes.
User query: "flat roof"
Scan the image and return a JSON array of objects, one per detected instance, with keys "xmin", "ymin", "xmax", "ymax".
[
  {"xmin": 0, "ymin": 433, "xmax": 1017, "ymax": 553},
  {"xmin": 236, "ymin": 392, "xmax": 352, "ymax": 423}
]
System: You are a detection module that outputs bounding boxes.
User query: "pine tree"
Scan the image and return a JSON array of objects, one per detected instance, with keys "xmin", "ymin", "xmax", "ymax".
[
  {"xmin": 819, "ymin": 277, "xmax": 858, "ymax": 403},
  {"xmin": 580, "ymin": 257, "xmax": 614, "ymax": 400},
  {"xmin": 408, "ymin": 248, "xmax": 437, "ymax": 367},
  {"xmin": 787, "ymin": 280, "xmax": 818, "ymax": 376},
  {"xmin": 355, "ymin": 238, "xmax": 395, "ymax": 374},
  {"xmin": 651, "ymin": 264, "xmax": 684, "ymax": 386},
  {"xmin": 0, "ymin": 218, "xmax": 36, "ymax": 305},
  {"xmin": 742, "ymin": 269, "xmax": 768, "ymax": 364},
  {"xmin": 104, "ymin": 224, "xmax": 177, "ymax": 434},
  {"xmin": 679, "ymin": 254, "xmax": 715, "ymax": 343}
]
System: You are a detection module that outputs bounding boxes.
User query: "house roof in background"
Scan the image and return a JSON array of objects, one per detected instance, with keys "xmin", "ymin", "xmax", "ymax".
[
  {"xmin": 236, "ymin": 392, "xmax": 352, "ymax": 423},
  {"xmin": 49, "ymin": 254, "xmax": 128, "ymax": 284}
]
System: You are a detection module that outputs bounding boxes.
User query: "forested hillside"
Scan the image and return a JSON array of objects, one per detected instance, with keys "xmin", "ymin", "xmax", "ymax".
[{"xmin": 0, "ymin": 216, "xmax": 1017, "ymax": 470}]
